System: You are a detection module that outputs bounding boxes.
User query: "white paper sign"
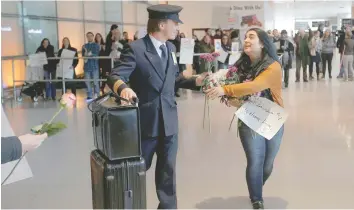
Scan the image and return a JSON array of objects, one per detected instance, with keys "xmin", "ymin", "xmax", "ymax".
[
  {"xmin": 26, "ymin": 66, "xmax": 44, "ymax": 81},
  {"xmin": 235, "ymin": 96, "xmax": 288, "ymax": 140},
  {"xmin": 231, "ymin": 42, "xmax": 239, "ymax": 53},
  {"xmin": 217, "ymin": 50, "xmax": 228, "ymax": 63},
  {"xmin": 57, "ymin": 49, "xmax": 75, "ymax": 79},
  {"xmin": 228, "ymin": 52, "xmax": 241, "ymax": 65},
  {"xmin": 179, "ymin": 38, "xmax": 195, "ymax": 64},
  {"xmin": 274, "ymin": 42, "xmax": 280, "ymax": 50},
  {"xmin": 1, "ymin": 106, "xmax": 33, "ymax": 185},
  {"xmin": 138, "ymin": 27, "xmax": 147, "ymax": 39},
  {"xmin": 29, "ymin": 52, "xmax": 48, "ymax": 67},
  {"xmin": 214, "ymin": 39, "xmax": 222, "ymax": 52}
]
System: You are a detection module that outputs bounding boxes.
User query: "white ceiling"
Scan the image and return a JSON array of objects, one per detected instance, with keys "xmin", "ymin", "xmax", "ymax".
[{"xmin": 273, "ymin": 0, "xmax": 352, "ymax": 19}]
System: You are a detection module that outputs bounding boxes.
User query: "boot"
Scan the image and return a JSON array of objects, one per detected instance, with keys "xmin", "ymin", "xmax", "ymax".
[{"xmin": 252, "ymin": 201, "xmax": 264, "ymax": 209}]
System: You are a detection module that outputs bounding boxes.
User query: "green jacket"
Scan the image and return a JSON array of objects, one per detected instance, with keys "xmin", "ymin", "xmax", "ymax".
[{"xmin": 295, "ymin": 34, "xmax": 310, "ymax": 64}]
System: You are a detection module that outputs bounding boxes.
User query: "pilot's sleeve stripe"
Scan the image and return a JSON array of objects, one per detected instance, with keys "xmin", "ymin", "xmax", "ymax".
[{"xmin": 113, "ymin": 80, "xmax": 126, "ymax": 94}]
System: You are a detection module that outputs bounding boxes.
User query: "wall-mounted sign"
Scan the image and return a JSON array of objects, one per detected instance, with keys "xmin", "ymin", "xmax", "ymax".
[
  {"xmin": 295, "ymin": 22, "xmax": 308, "ymax": 30},
  {"xmin": 28, "ymin": 29, "xmax": 42, "ymax": 34},
  {"xmin": 1, "ymin": 26, "xmax": 12, "ymax": 32},
  {"xmin": 312, "ymin": 21, "xmax": 330, "ymax": 28},
  {"xmin": 342, "ymin": 19, "xmax": 354, "ymax": 27}
]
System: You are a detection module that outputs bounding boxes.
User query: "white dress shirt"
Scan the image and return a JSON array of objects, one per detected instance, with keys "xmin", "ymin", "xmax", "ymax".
[{"xmin": 149, "ymin": 35, "xmax": 167, "ymax": 58}]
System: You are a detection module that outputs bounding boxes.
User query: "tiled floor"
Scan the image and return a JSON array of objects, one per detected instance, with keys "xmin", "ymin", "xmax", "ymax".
[{"xmin": 2, "ymin": 58, "xmax": 354, "ymax": 209}]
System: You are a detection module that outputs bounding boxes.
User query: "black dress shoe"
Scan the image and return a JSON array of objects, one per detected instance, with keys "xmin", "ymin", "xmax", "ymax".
[
  {"xmin": 175, "ymin": 92, "xmax": 180, "ymax": 97},
  {"xmin": 304, "ymin": 79, "xmax": 308, "ymax": 82},
  {"xmin": 252, "ymin": 201, "xmax": 264, "ymax": 209}
]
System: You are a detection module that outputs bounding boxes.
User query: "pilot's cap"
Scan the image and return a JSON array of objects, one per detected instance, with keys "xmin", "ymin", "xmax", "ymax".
[{"xmin": 147, "ymin": 4, "xmax": 183, "ymax": 24}]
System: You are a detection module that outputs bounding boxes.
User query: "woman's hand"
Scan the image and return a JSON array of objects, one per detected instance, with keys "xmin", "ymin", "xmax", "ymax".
[{"xmin": 205, "ymin": 87, "xmax": 225, "ymax": 100}]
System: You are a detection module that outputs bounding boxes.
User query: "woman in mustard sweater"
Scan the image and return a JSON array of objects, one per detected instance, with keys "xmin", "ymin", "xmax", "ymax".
[{"xmin": 206, "ymin": 28, "xmax": 284, "ymax": 209}]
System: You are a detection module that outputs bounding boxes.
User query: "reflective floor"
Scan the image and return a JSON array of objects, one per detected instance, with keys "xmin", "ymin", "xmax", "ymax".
[{"xmin": 2, "ymin": 57, "xmax": 354, "ymax": 209}]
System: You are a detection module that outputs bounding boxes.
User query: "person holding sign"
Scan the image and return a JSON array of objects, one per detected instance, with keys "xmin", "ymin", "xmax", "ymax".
[
  {"xmin": 205, "ymin": 28, "xmax": 284, "ymax": 209},
  {"xmin": 36, "ymin": 38, "xmax": 57, "ymax": 101},
  {"xmin": 57, "ymin": 37, "xmax": 79, "ymax": 96}
]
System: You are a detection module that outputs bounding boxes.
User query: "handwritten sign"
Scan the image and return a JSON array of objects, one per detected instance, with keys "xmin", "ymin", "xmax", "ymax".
[
  {"xmin": 29, "ymin": 52, "xmax": 48, "ymax": 67},
  {"xmin": 235, "ymin": 96, "xmax": 288, "ymax": 140},
  {"xmin": 231, "ymin": 42, "xmax": 239, "ymax": 53},
  {"xmin": 57, "ymin": 49, "xmax": 75, "ymax": 79},
  {"xmin": 179, "ymin": 38, "xmax": 195, "ymax": 64},
  {"xmin": 228, "ymin": 52, "xmax": 241, "ymax": 65}
]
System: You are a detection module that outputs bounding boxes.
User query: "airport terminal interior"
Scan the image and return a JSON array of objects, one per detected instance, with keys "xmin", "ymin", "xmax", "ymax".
[{"xmin": 1, "ymin": 0, "xmax": 354, "ymax": 209}]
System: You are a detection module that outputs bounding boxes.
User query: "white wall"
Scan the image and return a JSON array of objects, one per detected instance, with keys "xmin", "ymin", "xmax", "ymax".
[{"xmin": 174, "ymin": 1, "xmax": 267, "ymax": 37}]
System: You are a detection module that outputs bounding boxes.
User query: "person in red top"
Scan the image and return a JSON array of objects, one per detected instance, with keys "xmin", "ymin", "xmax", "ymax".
[{"xmin": 206, "ymin": 28, "xmax": 284, "ymax": 209}]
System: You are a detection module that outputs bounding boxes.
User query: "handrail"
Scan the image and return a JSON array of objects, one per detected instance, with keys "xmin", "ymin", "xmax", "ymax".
[{"xmin": 1, "ymin": 52, "xmax": 248, "ymax": 103}]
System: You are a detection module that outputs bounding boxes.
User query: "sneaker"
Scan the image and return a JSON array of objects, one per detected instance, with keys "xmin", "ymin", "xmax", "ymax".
[{"xmin": 252, "ymin": 201, "xmax": 264, "ymax": 209}]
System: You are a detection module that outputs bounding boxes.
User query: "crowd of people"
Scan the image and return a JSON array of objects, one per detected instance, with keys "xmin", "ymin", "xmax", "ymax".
[
  {"xmin": 33, "ymin": 22, "xmax": 354, "ymax": 101},
  {"xmin": 34, "ymin": 24, "xmax": 133, "ymax": 101},
  {"xmin": 269, "ymin": 24, "xmax": 354, "ymax": 87}
]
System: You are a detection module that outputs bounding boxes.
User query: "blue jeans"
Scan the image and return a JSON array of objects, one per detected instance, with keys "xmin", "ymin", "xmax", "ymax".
[
  {"xmin": 44, "ymin": 71, "xmax": 56, "ymax": 99},
  {"xmin": 84, "ymin": 70, "xmax": 99, "ymax": 98},
  {"xmin": 239, "ymin": 122, "xmax": 284, "ymax": 202}
]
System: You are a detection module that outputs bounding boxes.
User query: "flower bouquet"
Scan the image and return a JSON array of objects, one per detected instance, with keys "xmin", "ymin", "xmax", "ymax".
[{"xmin": 31, "ymin": 93, "xmax": 76, "ymax": 136}]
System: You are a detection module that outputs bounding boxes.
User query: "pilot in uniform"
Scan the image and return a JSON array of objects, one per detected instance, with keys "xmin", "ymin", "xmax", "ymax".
[{"xmin": 108, "ymin": 4, "xmax": 206, "ymax": 209}]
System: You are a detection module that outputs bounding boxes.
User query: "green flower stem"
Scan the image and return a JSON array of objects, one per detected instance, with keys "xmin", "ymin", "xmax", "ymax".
[{"xmin": 47, "ymin": 106, "xmax": 64, "ymax": 125}]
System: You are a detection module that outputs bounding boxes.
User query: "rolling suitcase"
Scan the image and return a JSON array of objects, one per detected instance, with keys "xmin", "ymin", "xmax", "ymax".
[{"xmin": 90, "ymin": 150, "xmax": 147, "ymax": 209}]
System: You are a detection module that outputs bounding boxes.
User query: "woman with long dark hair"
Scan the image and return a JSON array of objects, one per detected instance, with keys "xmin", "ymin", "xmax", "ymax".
[
  {"xmin": 57, "ymin": 37, "xmax": 79, "ymax": 96},
  {"xmin": 206, "ymin": 28, "xmax": 284, "ymax": 209},
  {"xmin": 95, "ymin": 33, "xmax": 106, "ymax": 94},
  {"xmin": 36, "ymin": 38, "xmax": 56, "ymax": 100},
  {"xmin": 218, "ymin": 34, "xmax": 231, "ymax": 69},
  {"xmin": 104, "ymin": 25, "xmax": 123, "ymax": 90}
]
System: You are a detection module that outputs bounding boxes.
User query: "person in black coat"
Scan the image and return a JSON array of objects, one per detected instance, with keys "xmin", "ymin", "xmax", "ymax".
[
  {"xmin": 104, "ymin": 25, "xmax": 123, "ymax": 84},
  {"xmin": 36, "ymin": 38, "xmax": 56, "ymax": 100},
  {"xmin": 107, "ymin": 5, "xmax": 207, "ymax": 209},
  {"xmin": 57, "ymin": 37, "xmax": 79, "ymax": 96},
  {"xmin": 278, "ymin": 30, "xmax": 294, "ymax": 88},
  {"xmin": 95, "ymin": 33, "xmax": 106, "ymax": 94},
  {"xmin": 218, "ymin": 34, "xmax": 231, "ymax": 69}
]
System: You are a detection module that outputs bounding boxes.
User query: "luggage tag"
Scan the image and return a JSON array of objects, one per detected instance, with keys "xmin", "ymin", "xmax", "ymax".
[{"xmin": 171, "ymin": 52, "xmax": 177, "ymax": 65}]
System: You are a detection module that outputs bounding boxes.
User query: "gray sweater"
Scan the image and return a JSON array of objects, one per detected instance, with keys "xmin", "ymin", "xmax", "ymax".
[
  {"xmin": 321, "ymin": 36, "xmax": 336, "ymax": 54},
  {"xmin": 1, "ymin": 136, "xmax": 22, "ymax": 164},
  {"xmin": 344, "ymin": 38, "xmax": 354, "ymax": 55}
]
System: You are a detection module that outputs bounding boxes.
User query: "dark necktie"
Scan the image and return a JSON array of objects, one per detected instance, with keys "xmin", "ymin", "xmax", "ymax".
[{"xmin": 159, "ymin": 44, "xmax": 168, "ymax": 71}]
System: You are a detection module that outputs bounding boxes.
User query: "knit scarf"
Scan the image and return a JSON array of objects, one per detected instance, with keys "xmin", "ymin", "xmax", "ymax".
[{"xmin": 235, "ymin": 53, "xmax": 276, "ymax": 101}]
